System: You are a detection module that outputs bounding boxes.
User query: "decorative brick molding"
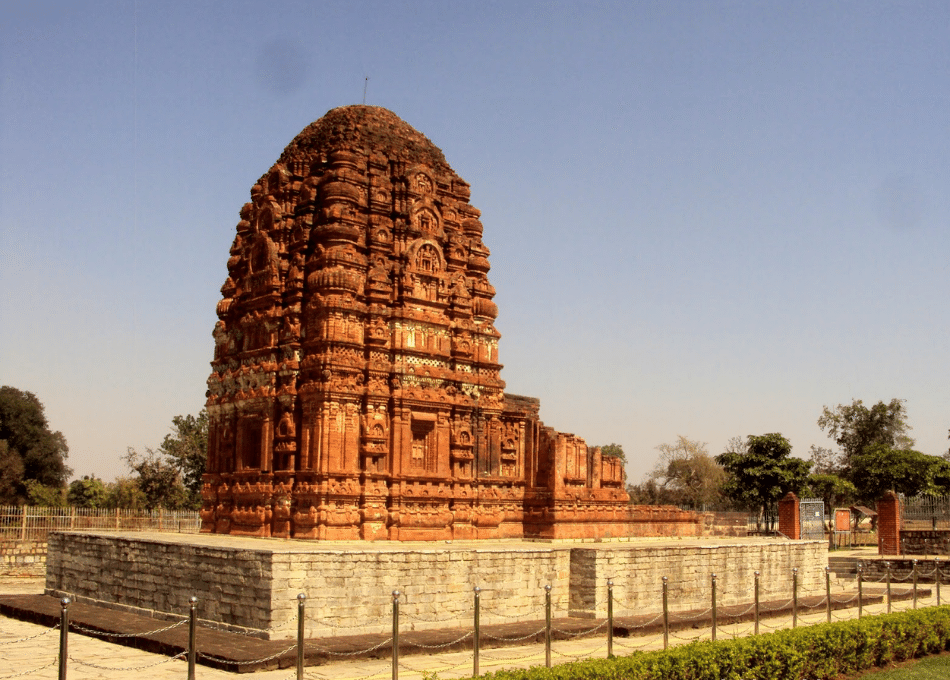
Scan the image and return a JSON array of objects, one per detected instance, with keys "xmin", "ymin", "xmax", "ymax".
[{"xmin": 778, "ymin": 492, "xmax": 800, "ymax": 539}]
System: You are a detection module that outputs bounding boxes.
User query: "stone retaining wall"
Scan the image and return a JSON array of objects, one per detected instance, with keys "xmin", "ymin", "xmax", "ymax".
[
  {"xmin": 45, "ymin": 532, "xmax": 826, "ymax": 640},
  {"xmin": 858, "ymin": 558, "xmax": 950, "ymax": 584},
  {"xmin": 0, "ymin": 541, "xmax": 47, "ymax": 576},
  {"xmin": 899, "ymin": 530, "xmax": 950, "ymax": 555},
  {"xmin": 568, "ymin": 540, "xmax": 827, "ymax": 618}
]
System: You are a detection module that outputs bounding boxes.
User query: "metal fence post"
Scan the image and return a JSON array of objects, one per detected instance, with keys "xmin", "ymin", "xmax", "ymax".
[
  {"xmin": 792, "ymin": 568, "xmax": 799, "ymax": 628},
  {"xmin": 188, "ymin": 596, "xmax": 198, "ymax": 680},
  {"xmin": 296, "ymin": 594, "xmax": 306, "ymax": 680},
  {"xmin": 912, "ymin": 560, "xmax": 918, "ymax": 609},
  {"xmin": 753, "ymin": 571, "xmax": 760, "ymax": 635},
  {"xmin": 392, "ymin": 590, "xmax": 400, "ymax": 680},
  {"xmin": 544, "ymin": 585, "xmax": 552, "ymax": 668},
  {"xmin": 473, "ymin": 586, "xmax": 480, "ymax": 677},
  {"xmin": 857, "ymin": 564, "xmax": 864, "ymax": 619},
  {"xmin": 662, "ymin": 576, "xmax": 669, "ymax": 650},
  {"xmin": 711, "ymin": 573, "xmax": 717, "ymax": 641},
  {"xmin": 606, "ymin": 579, "xmax": 613, "ymax": 658},
  {"xmin": 885, "ymin": 562, "xmax": 892, "ymax": 614},
  {"xmin": 59, "ymin": 597, "xmax": 69, "ymax": 680},
  {"xmin": 937, "ymin": 559, "xmax": 942, "ymax": 606},
  {"xmin": 825, "ymin": 566, "xmax": 832, "ymax": 623}
]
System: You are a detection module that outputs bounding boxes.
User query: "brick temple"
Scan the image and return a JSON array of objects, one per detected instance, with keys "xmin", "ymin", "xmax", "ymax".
[{"xmin": 201, "ymin": 105, "xmax": 694, "ymax": 540}]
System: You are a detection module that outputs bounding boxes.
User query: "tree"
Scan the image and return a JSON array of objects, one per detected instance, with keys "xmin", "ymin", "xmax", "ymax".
[
  {"xmin": 849, "ymin": 445, "xmax": 936, "ymax": 501},
  {"xmin": 104, "ymin": 476, "xmax": 147, "ymax": 509},
  {"xmin": 806, "ymin": 473, "xmax": 857, "ymax": 513},
  {"xmin": 24, "ymin": 480, "xmax": 67, "ymax": 506},
  {"xmin": 626, "ymin": 478, "xmax": 684, "ymax": 506},
  {"xmin": 67, "ymin": 475, "xmax": 108, "ymax": 508},
  {"xmin": 124, "ymin": 447, "xmax": 191, "ymax": 511},
  {"xmin": 125, "ymin": 410, "xmax": 208, "ymax": 510},
  {"xmin": 716, "ymin": 433, "xmax": 811, "ymax": 530},
  {"xmin": 649, "ymin": 436, "xmax": 724, "ymax": 509},
  {"xmin": 597, "ymin": 443, "xmax": 626, "ymax": 464},
  {"xmin": 808, "ymin": 445, "xmax": 845, "ymax": 476},
  {"xmin": 0, "ymin": 386, "xmax": 71, "ymax": 503},
  {"xmin": 817, "ymin": 399, "xmax": 914, "ymax": 468},
  {"xmin": 158, "ymin": 411, "xmax": 208, "ymax": 502}
]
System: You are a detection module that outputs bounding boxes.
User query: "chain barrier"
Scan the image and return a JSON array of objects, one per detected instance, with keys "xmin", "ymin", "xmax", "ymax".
[
  {"xmin": 69, "ymin": 617, "xmax": 187, "ymax": 639},
  {"xmin": 18, "ymin": 568, "xmax": 950, "ymax": 679},
  {"xmin": 481, "ymin": 604, "xmax": 543, "ymax": 619},
  {"xmin": 306, "ymin": 669, "xmax": 390, "ymax": 680},
  {"xmin": 480, "ymin": 648, "xmax": 547, "ymax": 663},
  {"xmin": 482, "ymin": 626, "xmax": 547, "ymax": 642},
  {"xmin": 623, "ymin": 612, "xmax": 664, "ymax": 629},
  {"xmin": 759, "ymin": 598, "xmax": 795, "ymax": 611},
  {"xmin": 0, "ymin": 622, "xmax": 59, "ymax": 644},
  {"xmin": 613, "ymin": 634, "xmax": 663, "ymax": 650},
  {"xmin": 551, "ymin": 642, "xmax": 608, "ymax": 660},
  {"xmin": 552, "ymin": 620, "xmax": 608, "ymax": 637},
  {"xmin": 669, "ymin": 629, "xmax": 707, "ymax": 642},
  {"xmin": 668, "ymin": 607, "xmax": 712, "ymax": 622},
  {"xmin": 198, "ymin": 643, "xmax": 297, "ymax": 666},
  {"xmin": 727, "ymin": 603, "xmax": 756, "ymax": 617},
  {"xmin": 399, "ymin": 657, "xmax": 471, "ymax": 674},
  {"xmin": 723, "ymin": 623, "xmax": 754, "ymax": 637},
  {"xmin": 68, "ymin": 649, "xmax": 187, "ymax": 671},
  {"xmin": 307, "ymin": 636, "xmax": 394, "ymax": 657},
  {"xmin": 400, "ymin": 608, "xmax": 470, "ymax": 623},
  {"xmin": 0, "ymin": 659, "xmax": 58, "ymax": 679},
  {"xmin": 403, "ymin": 631, "xmax": 473, "ymax": 649}
]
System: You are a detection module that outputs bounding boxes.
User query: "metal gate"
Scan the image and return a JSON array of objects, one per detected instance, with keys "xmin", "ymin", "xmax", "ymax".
[{"xmin": 800, "ymin": 497, "xmax": 825, "ymax": 541}]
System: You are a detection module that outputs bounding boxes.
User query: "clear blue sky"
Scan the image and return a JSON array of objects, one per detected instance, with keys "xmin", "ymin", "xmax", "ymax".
[{"xmin": 2, "ymin": 1, "xmax": 948, "ymax": 484}]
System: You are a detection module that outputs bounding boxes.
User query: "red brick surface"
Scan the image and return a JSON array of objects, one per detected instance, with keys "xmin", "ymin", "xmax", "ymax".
[
  {"xmin": 201, "ymin": 106, "xmax": 698, "ymax": 541},
  {"xmin": 778, "ymin": 492, "xmax": 800, "ymax": 539}
]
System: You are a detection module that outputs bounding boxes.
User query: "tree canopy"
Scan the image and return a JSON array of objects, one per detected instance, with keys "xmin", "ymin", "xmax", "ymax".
[
  {"xmin": 159, "ymin": 411, "xmax": 208, "ymax": 503},
  {"xmin": 0, "ymin": 386, "xmax": 71, "ymax": 504},
  {"xmin": 849, "ymin": 444, "xmax": 936, "ymax": 500},
  {"xmin": 818, "ymin": 398, "xmax": 914, "ymax": 467},
  {"xmin": 649, "ymin": 435, "xmax": 724, "ymax": 509},
  {"xmin": 597, "ymin": 443, "xmax": 626, "ymax": 464},
  {"xmin": 124, "ymin": 409, "xmax": 208, "ymax": 510},
  {"xmin": 716, "ymin": 433, "xmax": 811, "ymax": 529},
  {"xmin": 67, "ymin": 475, "xmax": 108, "ymax": 508}
]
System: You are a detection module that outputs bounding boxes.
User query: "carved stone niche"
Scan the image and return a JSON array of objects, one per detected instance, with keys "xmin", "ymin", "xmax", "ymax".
[
  {"xmin": 361, "ymin": 405, "xmax": 389, "ymax": 473},
  {"xmin": 408, "ymin": 411, "xmax": 439, "ymax": 475}
]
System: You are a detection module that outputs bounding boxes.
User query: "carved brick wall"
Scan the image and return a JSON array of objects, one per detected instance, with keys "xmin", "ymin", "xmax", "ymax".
[{"xmin": 201, "ymin": 106, "xmax": 697, "ymax": 540}]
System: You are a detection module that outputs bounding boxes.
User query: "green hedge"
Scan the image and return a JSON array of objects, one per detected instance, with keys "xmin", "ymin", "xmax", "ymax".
[{"xmin": 478, "ymin": 606, "xmax": 950, "ymax": 680}]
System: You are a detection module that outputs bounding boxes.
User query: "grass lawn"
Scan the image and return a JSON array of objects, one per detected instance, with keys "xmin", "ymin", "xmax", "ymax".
[{"xmin": 852, "ymin": 652, "xmax": 950, "ymax": 679}]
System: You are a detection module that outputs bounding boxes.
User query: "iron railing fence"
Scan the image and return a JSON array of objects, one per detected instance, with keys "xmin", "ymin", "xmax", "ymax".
[
  {"xmin": 900, "ymin": 494, "xmax": 950, "ymax": 531},
  {"xmin": 0, "ymin": 505, "xmax": 200, "ymax": 541}
]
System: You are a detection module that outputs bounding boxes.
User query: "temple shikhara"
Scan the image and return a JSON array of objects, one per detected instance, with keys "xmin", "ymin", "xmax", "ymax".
[{"xmin": 202, "ymin": 105, "xmax": 692, "ymax": 540}]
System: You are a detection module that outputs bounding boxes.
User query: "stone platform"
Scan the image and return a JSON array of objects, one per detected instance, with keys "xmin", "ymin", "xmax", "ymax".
[{"xmin": 45, "ymin": 531, "xmax": 826, "ymax": 640}]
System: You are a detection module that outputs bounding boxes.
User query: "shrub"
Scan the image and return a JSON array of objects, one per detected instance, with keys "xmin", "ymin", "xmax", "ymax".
[{"xmin": 477, "ymin": 606, "xmax": 950, "ymax": 680}]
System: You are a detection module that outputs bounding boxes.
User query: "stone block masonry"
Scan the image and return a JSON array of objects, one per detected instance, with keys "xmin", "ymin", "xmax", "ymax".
[
  {"xmin": 46, "ymin": 532, "xmax": 826, "ymax": 640},
  {"xmin": 569, "ymin": 540, "xmax": 827, "ymax": 618},
  {"xmin": 0, "ymin": 541, "xmax": 47, "ymax": 576}
]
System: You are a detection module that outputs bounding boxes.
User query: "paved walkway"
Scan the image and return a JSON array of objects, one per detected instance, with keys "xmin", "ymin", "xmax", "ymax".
[{"xmin": 1, "ymin": 563, "xmax": 938, "ymax": 680}]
